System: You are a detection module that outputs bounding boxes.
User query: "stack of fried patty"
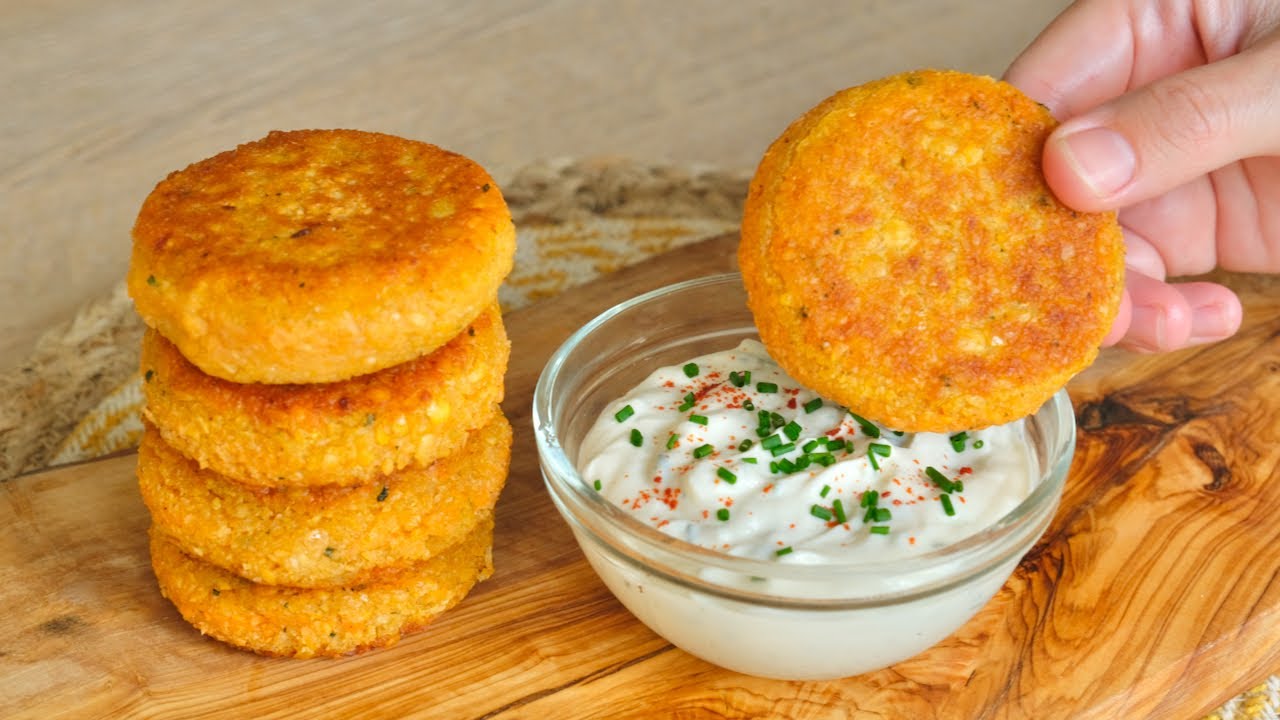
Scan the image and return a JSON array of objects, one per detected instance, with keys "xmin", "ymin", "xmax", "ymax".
[{"xmin": 126, "ymin": 129, "xmax": 516, "ymax": 657}]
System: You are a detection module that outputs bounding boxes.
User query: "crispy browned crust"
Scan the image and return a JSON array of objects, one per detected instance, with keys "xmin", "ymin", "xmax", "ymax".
[
  {"xmin": 140, "ymin": 303, "xmax": 507, "ymax": 487},
  {"xmin": 739, "ymin": 69, "xmax": 1124, "ymax": 431},
  {"xmin": 139, "ymin": 413, "xmax": 510, "ymax": 588},
  {"xmin": 127, "ymin": 129, "xmax": 515, "ymax": 384},
  {"xmin": 150, "ymin": 515, "xmax": 494, "ymax": 658}
]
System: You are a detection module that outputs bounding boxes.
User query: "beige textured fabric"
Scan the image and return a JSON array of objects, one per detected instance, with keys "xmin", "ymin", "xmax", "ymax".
[{"xmin": 0, "ymin": 282, "xmax": 145, "ymax": 479}]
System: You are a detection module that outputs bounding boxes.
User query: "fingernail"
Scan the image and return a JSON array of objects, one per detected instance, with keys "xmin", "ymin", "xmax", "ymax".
[
  {"xmin": 1056, "ymin": 125, "xmax": 1136, "ymax": 199},
  {"xmin": 1128, "ymin": 304, "xmax": 1165, "ymax": 352},
  {"xmin": 1188, "ymin": 301, "xmax": 1232, "ymax": 346}
]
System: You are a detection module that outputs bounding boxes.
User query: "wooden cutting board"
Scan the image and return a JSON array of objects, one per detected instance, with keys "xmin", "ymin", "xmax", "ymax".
[{"xmin": 4, "ymin": 233, "xmax": 1279, "ymax": 720}]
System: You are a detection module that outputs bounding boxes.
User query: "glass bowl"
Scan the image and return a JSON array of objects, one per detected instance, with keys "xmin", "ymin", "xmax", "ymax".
[{"xmin": 533, "ymin": 272, "xmax": 1074, "ymax": 680}]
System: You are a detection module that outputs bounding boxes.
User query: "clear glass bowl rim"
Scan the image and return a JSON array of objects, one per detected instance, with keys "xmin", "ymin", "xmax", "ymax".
[{"xmin": 533, "ymin": 272, "xmax": 1074, "ymax": 605}]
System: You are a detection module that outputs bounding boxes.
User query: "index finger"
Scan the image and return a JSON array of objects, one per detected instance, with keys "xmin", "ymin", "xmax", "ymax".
[{"xmin": 1003, "ymin": 0, "xmax": 1137, "ymax": 118}]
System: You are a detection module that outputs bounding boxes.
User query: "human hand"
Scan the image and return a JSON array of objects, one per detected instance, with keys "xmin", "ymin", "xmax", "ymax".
[{"xmin": 1005, "ymin": 0, "xmax": 1280, "ymax": 352}]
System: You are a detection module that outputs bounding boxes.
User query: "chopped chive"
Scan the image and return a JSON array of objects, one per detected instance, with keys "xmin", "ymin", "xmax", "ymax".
[
  {"xmin": 761, "ymin": 434, "xmax": 783, "ymax": 450},
  {"xmin": 925, "ymin": 466, "xmax": 959, "ymax": 493},
  {"xmin": 689, "ymin": 414, "xmax": 709, "ymax": 426},
  {"xmin": 683, "ymin": 362, "xmax": 700, "ymax": 378},
  {"xmin": 593, "ymin": 479, "xmax": 603, "ymax": 491},
  {"xmin": 832, "ymin": 498, "xmax": 848, "ymax": 524},
  {"xmin": 783, "ymin": 421, "xmax": 802, "ymax": 441},
  {"xmin": 775, "ymin": 546, "xmax": 793, "ymax": 557},
  {"xmin": 743, "ymin": 457, "xmax": 758, "ymax": 464},
  {"xmin": 973, "ymin": 439, "xmax": 985, "ymax": 449},
  {"xmin": 892, "ymin": 430, "xmax": 905, "ymax": 437},
  {"xmin": 874, "ymin": 507, "xmax": 892, "ymax": 522},
  {"xmin": 757, "ymin": 381, "xmax": 779, "ymax": 393},
  {"xmin": 742, "ymin": 399, "xmax": 756, "ymax": 412},
  {"xmin": 820, "ymin": 484, "xmax": 831, "ymax": 498},
  {"xmin": 940, "ymin": 493, "xmax": 956, "ymax": 516},
  {"xmin": 716, "ymin": 508, "xmax": 730, "ymax": 521},
  {"xmin": 809, "ymin": 504, "xmax": 833, "ymax": 521},
  {"xmin": 870, "ymin": 525, "xmax": 891, "ymax": 535},
  {"xmin": 802, "ymin": 439, "xmax": 822, "ymax": 453},
  {"xmin": 849, "ymin": 412, "xmax": 881, "ymax": 438},
  {"xmin": 716, "ymin": 467, "xmax": 737, "ymax": 484},
  {"xmin": 949, "ymin": 431, "xmax": 969, "ymax": 452},
  {"xmin": 861, "ymin": 490, "xmax": 878, "ymax": 508},
  {"xmin": 812, "ymin": 453, "xmax": 836, "ymax": 467},
  {"xmin": 666, "ymin": 433, "xmax": 679, "ymax": 450},
  {"xmin": 629, "ymin": 429, "xmax": 644, "ymax": 447},
  {"xmin": 738, "ymin": 439, "xmax": 754, "ymax": 452},
  {"xmin": 769, "ymin": 442, "xmax": 795, "ymax": 457},
  {"xmin": 803, "ymin": 398, "xmax": 824, "ymax": 413},
  {"xmin": 769, "ymin": 461, "xmax": 780, "ymax": 473},
  {"xmin": 729, "ymin": 371, "xmax": 745, "ymax": 388},
  {"xmin": 867, "ymin": 444, "xmax": 889, "ymax": 470},
  {"xmin": 614, "ymin": 404, "xmax": 635, "ymax": 423},
  {"xmin": 376, "ymin": 486, "xmax": 389, "ymax": 502},
  {"xmin": 794, "ymin": 455, "xmax": 811, "ymax": 470},
  {"xmin": 693, "ymin": 444, "xmax": 714, "ymax": 459},
  {"xmin": 770, "ymin": 412, "xmax": 786, "ymax": 428},
  {"xmin": 776, "ymin": 458, "xmax": 796, "ymax": 473},
  {"xmin": 755, "ymin": 415, "xmax": 774, "ymax": 438},
  {"xmin": 146, "ymin": 274, "xmax": 158, "ymax": 286},
  {"xmin": 826, "ymin": 439, "xmax": 846, "ymax": 452},
  {"xmin": 679, "ymin": 392, "xmax": 697, "ymax": 412}
]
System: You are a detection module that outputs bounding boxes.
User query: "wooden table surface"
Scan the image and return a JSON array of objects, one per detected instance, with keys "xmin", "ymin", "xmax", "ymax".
[
  {"xmin": 1, "ymin": 0, "xmax": 1069, "ymax": 373},
  {"xmin": 5, "ymin": 235, "xmax": 1280, "ymax": 719}
]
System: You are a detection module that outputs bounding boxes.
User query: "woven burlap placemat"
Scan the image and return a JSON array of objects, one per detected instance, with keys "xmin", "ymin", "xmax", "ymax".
[{"xmin": 0, "ymin": 156, "xmax": 1270, "ymax": 719}]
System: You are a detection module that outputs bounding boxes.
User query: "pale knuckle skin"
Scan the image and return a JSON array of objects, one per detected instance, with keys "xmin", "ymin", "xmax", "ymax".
[{"xmin": 1143, "ymin": 74, "xmax": 1232, "ymax": 155}]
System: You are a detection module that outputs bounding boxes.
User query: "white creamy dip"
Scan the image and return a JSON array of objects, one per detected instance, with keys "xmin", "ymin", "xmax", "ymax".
[{"xmin": 578, "ymin": 339, "xmax": 1036, "ymax": 563}]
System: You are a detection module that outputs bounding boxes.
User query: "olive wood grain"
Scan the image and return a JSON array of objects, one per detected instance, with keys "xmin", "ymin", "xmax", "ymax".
[{"xmin": 3, "ymin": 233, "xmax": 1278, "ymax": 719}]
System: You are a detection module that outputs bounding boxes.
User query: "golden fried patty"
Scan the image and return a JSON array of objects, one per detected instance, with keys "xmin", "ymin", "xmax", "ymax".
[
  {"xmin": 150, "ymin": 516, "xmax": 493, "ymax": 658},
  {"xmin": 739, "ymin": 69, "xmax": 1124, "ymax": 432},
  {"xmin": 141, "ymin": 303, "xmax": 507, "ymax": 487},
  {"xmin": 128, "ymin": 128, "xmax": 516, "ymax": 384},
  {"xmin": 139, "ymin": 413, "xmax": 510, "ymax": 588}
]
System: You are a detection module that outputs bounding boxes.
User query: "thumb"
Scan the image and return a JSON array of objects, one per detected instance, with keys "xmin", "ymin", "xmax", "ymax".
[{"xmin": 1041, "ymin": 33, "xmax": 1280, "ymax": 212}]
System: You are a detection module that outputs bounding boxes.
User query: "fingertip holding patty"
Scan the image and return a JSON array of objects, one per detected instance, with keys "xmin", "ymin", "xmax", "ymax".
[
  {"xmin": 128, "ymin": 128, "xmax": 516, "ymax": 384},
  {"xmin": 739, "ymin": 69, "xmax": 1124, "ymax": 431}
]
